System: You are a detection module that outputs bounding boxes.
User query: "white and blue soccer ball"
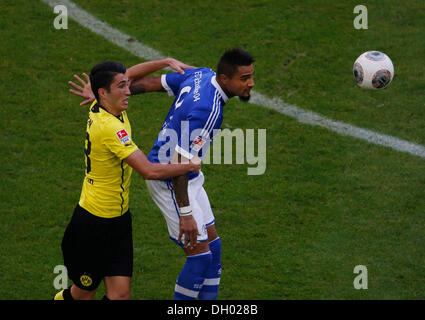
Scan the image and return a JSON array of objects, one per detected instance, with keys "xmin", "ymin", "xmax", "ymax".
[{"xmin": 353, "ymin": 51, "xmax": 394, "ymax": 90}]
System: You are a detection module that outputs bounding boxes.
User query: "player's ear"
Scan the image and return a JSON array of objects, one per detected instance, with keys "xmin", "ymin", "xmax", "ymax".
[
  {"xmin": 98, "ymin": 87, "xmax": 107, "ymax": 100},
  {"xmin": 218, "ymin": 73, "xmax": 230, "ymax": 85}
]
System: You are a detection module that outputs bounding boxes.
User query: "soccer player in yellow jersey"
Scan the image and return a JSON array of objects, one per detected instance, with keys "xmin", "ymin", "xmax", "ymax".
[{"xmin": 55, "ymin": 59, "xmax": 200, "ymax": 300}]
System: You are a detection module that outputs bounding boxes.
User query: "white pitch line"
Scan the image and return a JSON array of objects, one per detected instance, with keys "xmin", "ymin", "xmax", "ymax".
[
  {"xmin": 43, "ymin": 0, "xmax": 425, "ymax": 159},
  {"xmin": 249, "ymin": 91, "xmax": 425, "ymax": 158}
]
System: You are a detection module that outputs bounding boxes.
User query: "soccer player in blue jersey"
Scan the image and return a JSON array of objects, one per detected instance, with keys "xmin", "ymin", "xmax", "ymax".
[
  {"xmin": 70, "ymin": 48, "xmax": 255, "ymax": 300},
  {"xmin": 144, "ymin": 48, "xmax": 255, "ymax": 300}
]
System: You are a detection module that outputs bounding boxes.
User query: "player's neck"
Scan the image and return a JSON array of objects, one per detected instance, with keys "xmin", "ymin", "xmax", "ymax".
[
  {"xmin": 216, "ymin": 77, "xmax": 234, "ymax": 100},
  {"xmin": 99, "ymin": 100, "xmax": 122, "ymax": 116}
]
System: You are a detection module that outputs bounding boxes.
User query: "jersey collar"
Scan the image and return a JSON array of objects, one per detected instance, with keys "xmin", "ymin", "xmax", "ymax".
[
  {"xmin": 211, "ymin": 75, "xmax": 229, "ymax": 103},
  {"xmin": 92, "ymin": 100, "xmax": 124, "ymax": 123}
]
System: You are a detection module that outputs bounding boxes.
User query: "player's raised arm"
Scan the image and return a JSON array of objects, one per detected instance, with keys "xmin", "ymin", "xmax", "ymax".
[
  {"xmin": 128, "ymin": 75, "xmax": 163, "ymax": 95},
  {"xmin": 68, "ymin": 58, "xmax": 195, "ymax": 105},
  {"xmin": 124, "ymin": 149, "xmax": 201, "ymax": 181},
  {"xmin": 128, "ymin": 58, "xmax": 195, "ymax": 95},
  {"xmin": 126, "ymin": 58, "xmax": 194, "ymax": 80}
]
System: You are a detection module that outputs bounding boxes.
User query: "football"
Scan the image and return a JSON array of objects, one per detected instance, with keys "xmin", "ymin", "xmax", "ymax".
[{"xmin": 353, "ymin": 51, "xmax": 394, "ymax": 90}]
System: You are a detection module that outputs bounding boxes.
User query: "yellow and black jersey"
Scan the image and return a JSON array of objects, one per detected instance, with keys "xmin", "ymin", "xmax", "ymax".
[{"xmin": 78, "ymin": 101, "xmax": 139, "ymax": 218}]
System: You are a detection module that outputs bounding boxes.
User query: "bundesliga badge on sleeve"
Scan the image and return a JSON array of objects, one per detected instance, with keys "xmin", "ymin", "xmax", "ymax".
[{"xmin": 116, "ymin": 129, "xmax": 131, "ymax": 144}]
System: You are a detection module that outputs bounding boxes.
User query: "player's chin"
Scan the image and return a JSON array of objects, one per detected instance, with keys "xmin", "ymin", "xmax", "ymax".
[
  {"xmin": 238, "ymin": 94, "xmax": 251, "ymax": 103},
  {"xmin": 121, "ymin": 100, "xmax": 129, "ymax": 110},
  {"xmin": 238, "ymin": 89, "xmax": 252, "ymax": 103}
]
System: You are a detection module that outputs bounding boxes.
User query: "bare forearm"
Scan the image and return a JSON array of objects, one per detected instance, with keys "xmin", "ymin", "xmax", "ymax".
[
  {"xmin": 170, "ymin": 152, "xmax": 200, "ymax": 248},
  {"xmin": 126, "ymin": 59, "xmax": 170, "ymax": 81},
  {"xmin": 125, "ymin": 150, "xmax": 197, "ymax": 180},
  {"xmin": 129, "ymin": 76, "xmax": 164, "ymax": 95},
  {"xmin": 172, "ymin": 174, "xmax": 190, "ymax": 207},
  {"xmin": 148, "ymin": 163, "xmax": 193, "ymax": 181},
  {"xmin": 127, "ymin": 59, "xmax": 170, "ymax": 95},
  {"xmin": 170, "ymin": 151, "xmax": 190, "ymax": 207},
  {"xmin": 127, "ymin": 57, "xmax": 194, "ymax": 95}
]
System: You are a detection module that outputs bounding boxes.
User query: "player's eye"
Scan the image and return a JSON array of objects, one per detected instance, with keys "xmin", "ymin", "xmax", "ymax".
[{"xmin": 120, "ymin": 81, "xmax": 130, "ymax": 89}]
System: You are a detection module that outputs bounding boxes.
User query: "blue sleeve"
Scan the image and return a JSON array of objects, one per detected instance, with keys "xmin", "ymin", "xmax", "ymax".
[
  {"xmin": 161, "ymin": 72, "xmax": 185, "ymax": 96},
  {"xmin": 175, "ymin": 105, "xmax": 216, "ymax": 159}
]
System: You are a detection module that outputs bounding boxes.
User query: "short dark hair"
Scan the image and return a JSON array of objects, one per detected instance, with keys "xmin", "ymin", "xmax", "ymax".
[
  {"xmin": 217, "ymin": 48, "xmax": 255, "ymax": 78},
  {"xmin": 90, "ymin": 61, "xmax": 126, "ymax": 102}
]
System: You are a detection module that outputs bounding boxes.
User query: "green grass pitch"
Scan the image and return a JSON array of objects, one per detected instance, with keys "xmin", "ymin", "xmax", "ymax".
[{"xmin": 0, "ymin": 0, "xmax": 424, "ymax": 299}]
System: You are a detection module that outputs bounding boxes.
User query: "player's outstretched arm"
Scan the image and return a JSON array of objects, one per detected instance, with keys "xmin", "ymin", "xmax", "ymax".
[
  {"xmin": 124, "ymin": 149, "xmax": 201, "ymax": 181},
  {"xmin": 128, "ymin": 58, "xmax": 195, "ymax": 95},
  {"xmin": 68, "ymin": 71, "xmax": 160, "ymax": 102},
  {"xmin": 68, "ymin": 58, "xmax": 195, "ymax": 105},
  {"xmin": 129, "ymin": 75, "xmax": 163, "ymax": 95},
  {"xmin": 126, "ymin": 58, "xmax": 194, "ymax": 81}
]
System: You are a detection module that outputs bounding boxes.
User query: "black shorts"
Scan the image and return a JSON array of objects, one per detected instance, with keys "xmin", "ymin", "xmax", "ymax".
[{"xmin": 61, "ymin": 204, "xmax": 133, "ymax": 291}]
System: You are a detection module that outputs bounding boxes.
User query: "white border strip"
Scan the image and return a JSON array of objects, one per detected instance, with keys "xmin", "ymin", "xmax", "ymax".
[
  {"xmin": 161, "ymin": 74, "xmax": 174, "ymax": 97},
  {"xmin": 42, "ymin": 0, "xmax": 425, "ymax": 159}
]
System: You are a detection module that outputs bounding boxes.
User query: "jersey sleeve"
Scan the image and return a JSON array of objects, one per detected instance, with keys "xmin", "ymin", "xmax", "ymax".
[
  {"xmin": 174, "ymin": 105, "xmax": 216, "ymax": 160},
  {"xmin": 102, "ymin": 122, "xmax": 139, "ymax": 160},
  {"xmin": 161, "ymin": 72, "xmax": 185, "ymax": 97}
]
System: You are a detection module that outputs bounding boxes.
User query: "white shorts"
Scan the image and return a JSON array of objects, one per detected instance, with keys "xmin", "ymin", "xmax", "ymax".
[{"xmin": 145, "ymin": 171, "xmax": 215, "ymax": 245}]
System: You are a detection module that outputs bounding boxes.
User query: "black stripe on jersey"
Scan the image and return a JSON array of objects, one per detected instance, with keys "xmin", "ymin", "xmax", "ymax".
[
  {"xmin": 116, "ymin": 114, "xmax": 124, "ymax": 123},
  {"xmin": 119, "ymin": 160, "xmax": 125, "ymax": 215},
  {"xmin": 91, "ymin": 104, "xmax": 100, "ymax": 113},
  {"xmin": 94, "ymin": 103, "xmax": 125, "ymax": 123}
]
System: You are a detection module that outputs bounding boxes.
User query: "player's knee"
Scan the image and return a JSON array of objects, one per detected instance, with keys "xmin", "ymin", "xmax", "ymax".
[
  {"xmin": 106, "ymin": 289, "xmax": 130, "ymax": 300},
  {"xmin": 70, "ymin": 285, "xmax": 97, "ymax": 300},
  {"xmin": 178, "ymin": 251, "xmax": 212, "ymax": 288}
]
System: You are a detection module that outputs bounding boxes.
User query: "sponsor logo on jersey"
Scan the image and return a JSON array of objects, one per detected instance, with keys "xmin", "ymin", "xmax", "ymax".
[
  {"xmin": 116, "ymin": 129, "xmax": 131, "ymax": 144},
  {"xmin": 193, "ymin": 71, "xmax": 202, "ymax": 102}
]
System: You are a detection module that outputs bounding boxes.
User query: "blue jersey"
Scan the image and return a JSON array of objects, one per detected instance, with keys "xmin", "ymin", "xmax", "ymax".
[{"xmin": 147, "ymin": 68, "xmax": 228, "ymax": 180}]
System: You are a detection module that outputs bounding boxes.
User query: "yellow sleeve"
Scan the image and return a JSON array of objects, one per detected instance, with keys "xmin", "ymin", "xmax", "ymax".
[{"xmin": 103, "ymin": 121, "xmax": 139, "ymax": 160}]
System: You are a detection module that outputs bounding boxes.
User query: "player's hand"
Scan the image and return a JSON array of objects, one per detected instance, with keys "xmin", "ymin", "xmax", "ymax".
[
  {"xmin": 167, "ymin": 58, "xmax": 196, "ymax": 75},
  {"xmin": 68, "ymin": 73, "xmax": 95, "ymax": 106},
  {"xmin": 178, "ymin": 215, "xmax": 200, "ymax": 250},
  {"xmin": 189, "ymin": 156, "xmax": 201, "ymax": 173}
]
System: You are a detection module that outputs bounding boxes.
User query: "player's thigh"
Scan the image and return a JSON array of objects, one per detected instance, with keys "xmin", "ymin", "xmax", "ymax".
[
  {"xmin": 61, "ymin": 205, "xmax": 105, "ymax": 291},
  {"xmin": 104, "ymin": 211, "xmax": 134, "ymax": 279},
  {"xmin": 182, "ymin": 183, "xmax": 216, "ymax": 245},
  {"xmin": 104, "ymin": 276, "xmax": 131, "ymax": 300},
  {"xmin": 146, "ymin": 178, "xmax": 208, "ymax": 243},
  {"xmin": 194, "ymin": 185, "xmax": 215, "ymax": 228},
  {"xmin": 146, "ymin": 179, "xmax": 181, "ymax": 240},
  {"xmin": 206, "ymin": 224, "xmax": 218, "ymax": 242},
  {"xmin": 146, "ymin": 176, "xmax": 214, "ymax": 244},
  {"xmin": 183, "ymin": 241, "xmax": 210, "ymax": 256}
]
